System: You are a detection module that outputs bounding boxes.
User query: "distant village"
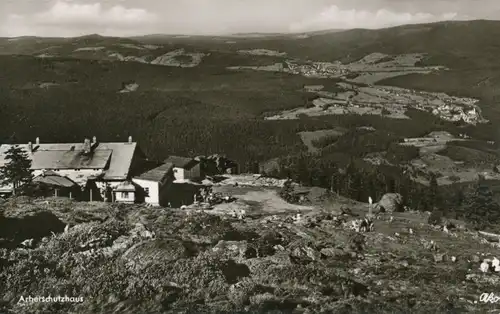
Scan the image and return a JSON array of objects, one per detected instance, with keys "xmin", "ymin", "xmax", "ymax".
[
  {"xmin": 228, "ymin": 51, "xmax": 487, "ymax": 126},
  {"xmin": 0, "ymin": 136, "xmax": 215, "ymax": 207}
]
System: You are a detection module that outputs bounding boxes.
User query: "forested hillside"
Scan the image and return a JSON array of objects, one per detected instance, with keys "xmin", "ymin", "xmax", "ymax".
[{"xmin": 2, "ymin": 20, "xmax": 500, "ymax": 212}]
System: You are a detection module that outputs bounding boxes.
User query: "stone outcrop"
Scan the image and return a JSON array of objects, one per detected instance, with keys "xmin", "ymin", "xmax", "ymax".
[
  {"xmin": 375, "ymin": 193, "xmax": 404, "ymax": 213},
  {"xmin": 0, "ymin": 211, "xmax": 65, "ymax": 248}
]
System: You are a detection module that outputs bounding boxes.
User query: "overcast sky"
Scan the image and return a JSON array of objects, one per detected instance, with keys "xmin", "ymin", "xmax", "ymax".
[{"xmin": 1, "ymin": 0, "xmax": 499, "ymax": 37}]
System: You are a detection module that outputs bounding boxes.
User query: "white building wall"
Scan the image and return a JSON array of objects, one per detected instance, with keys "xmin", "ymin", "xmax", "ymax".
[
  {"xmin": 0, "ymin": 183, "xmax": 13, "ymax": 194},
  {"xmin": 115, "ymin": 190, "xmax": 135, "ymax": 203},
  {"xmin": 172, "ymin": 164, "xmax": 201, "ymax": 181},
  {"xmin": 132, "ymin": 178, "xmax": 160, "ymax": 206},
  {"xmin": 173, "ymin": 167, "xmax": 185, "ymax": 181}
]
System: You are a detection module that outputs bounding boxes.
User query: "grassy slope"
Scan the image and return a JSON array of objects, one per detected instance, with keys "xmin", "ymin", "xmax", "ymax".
[{"xmin": 1, "ymin": 192, "xmax": 499, "ymax": 313}]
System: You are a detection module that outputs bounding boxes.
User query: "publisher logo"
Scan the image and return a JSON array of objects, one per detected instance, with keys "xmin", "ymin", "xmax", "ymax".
[{"xmin": 477, "ymin": 293, "xmax": 500, "ymax": 304}]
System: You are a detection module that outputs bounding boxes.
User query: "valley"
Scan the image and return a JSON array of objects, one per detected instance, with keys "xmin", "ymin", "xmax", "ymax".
[
  {"xmin": 1, "ymin": 22, "xmax": 500, "ymax": 191},
  {"xmin": 2, "ymin": 19, "xmax": 500, "ymax": 314}
]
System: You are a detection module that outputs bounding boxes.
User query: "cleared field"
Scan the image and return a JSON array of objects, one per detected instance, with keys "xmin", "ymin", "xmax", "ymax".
[
  {"xmin": 349, "ymin": 70, "xmax": 433, "ymax": 85},
  {"xmin": 151, "ymin": 49, "xmax": 208, "ymax": 68},
  {"xmin": 298, "ymin": 129, "xmax": 347, "ymax": 153},
  {"xmin": 237, "ymin": 49, "xmax": 287, "ymax": 57}
]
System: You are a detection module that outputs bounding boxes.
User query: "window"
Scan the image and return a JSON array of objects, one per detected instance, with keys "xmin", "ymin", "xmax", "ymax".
[
  {"xmin": 144, "ymin": 188, "xmax": 150, "ymax": 196},
  {"xmin": 121, "ymin": 192, "xmax": 129, "ymax": 199}
]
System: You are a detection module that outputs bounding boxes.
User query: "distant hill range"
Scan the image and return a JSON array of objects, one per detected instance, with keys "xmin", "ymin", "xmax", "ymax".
[{"xmin": 0, "ymin": 20, "xmax": 499, "ymax": 69}]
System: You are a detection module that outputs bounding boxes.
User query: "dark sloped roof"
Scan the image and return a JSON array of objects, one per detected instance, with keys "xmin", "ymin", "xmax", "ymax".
[
  {"xmin": 135, "ymin": 162, "xmax": 174, "ymax": 182},
  {"xmin": 33, "ymin": 173, "xmax": 78, "ymax": 188},
  {"xmin": 0, "ymin": 142, "xmax": 138, "ymax": 180},
  {"xmin": 30, "ymin": 150, "xmax": 112, "ymax": 169},
  {"xmin": 164, "ymin": 156, "xmax": 199, "ymax": 170},
  {"xmin": 115, "ymin": 181, "xmax": 136, "ymax": 192}
]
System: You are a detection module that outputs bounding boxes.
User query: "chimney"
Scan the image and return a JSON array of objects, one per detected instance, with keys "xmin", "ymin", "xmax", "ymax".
[
  {"xmin": 28, "ymin": 141, "xmax": 33, "ymax": 153},
  {"xmin": 91, "ymin": 136, "xmax": 99, "ymax": 150},
  {"xmin": 128, "ymin": 136, "xmax": 133, "ymax": 143},
  {"xmin": 36, "ymin": 137, "xmax": 40, "ymax": 145},
  {"xmin": 83, "ymin": 138, "xmax": 91, "ymax": 154}
]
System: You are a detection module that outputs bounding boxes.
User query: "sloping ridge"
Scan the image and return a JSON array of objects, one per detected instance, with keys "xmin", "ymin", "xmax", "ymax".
[{"xmin": 291, "ymin": 20, "xmax": 500, "ymax": 66}]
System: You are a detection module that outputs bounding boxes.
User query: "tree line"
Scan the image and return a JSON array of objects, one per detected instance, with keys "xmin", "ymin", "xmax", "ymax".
[
  {"xmin": 270, "ymin": 152, "xmax": 435, "ymax": 210},
  {"xmin": 269, "ymin": 152, "xmax": 500, "ymax": 230}
]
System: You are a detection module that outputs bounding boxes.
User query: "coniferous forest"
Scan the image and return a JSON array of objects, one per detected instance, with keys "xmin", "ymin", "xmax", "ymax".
[{"xmin": 1, "ymin": 50, "xmax": 500, "ymax": 227}]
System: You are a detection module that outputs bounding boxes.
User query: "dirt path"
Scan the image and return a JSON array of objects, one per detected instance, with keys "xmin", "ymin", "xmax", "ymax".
[{"xmin": 211, "ymin": 186, "xmax": 313, "ymax": 216}]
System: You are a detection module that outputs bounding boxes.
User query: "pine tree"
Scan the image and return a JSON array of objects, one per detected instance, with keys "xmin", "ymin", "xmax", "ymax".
[
  {"xmin": 349, "ymin": 172, "xmax": 362, "ymax": 200},
  {"xmin": 413, "ymin": 185, "xmax": 428, "ymax": 211},
  {"xmin": 399, "ymin": 176, "xmax": 411, "ymax": 207},
  {"xmin": 296, "ymin": 154, "xmax": 309, "ymax": 184},
  {"xmin": 330, "ymin": 166, "xmax": 341, "ymax": 196},
  {"xmin": 278, "ymin": 157, "xmax": 291, "ymax": 178},
  {"xmin": 376, "ymin": 170, "xmax": 386, "ymax": 193},
  {"xmin": 344, "ymin": 160, "xmax": 356, "ymax": 196},
  {"xmin": 456, "ymin": 188, "xmax": 465, "ymax": 207},
  {"xmin": 386, "ymin": 177, "xmax": 396, "ymax": 193},
  {"xmin": 427, "ymin": 173, "xmax": 440, "ymax": 210},
  {"xmin": 310, "ymin": 160, "xmax": 327, "ymax": 187},
  {"xmin": 0, "ymin": 146, "xmax": 34, "ymax": 195},
  {"xmin": 279, "ymin": 179, "xmax": 298, "ymax": 204},
  {"xmin": 366, "ymin": 171, "xmax": 378, "ymax": 202},
  {"xmin": 463, "ymin": 178, "xmax": 500, "ymax": 230}
]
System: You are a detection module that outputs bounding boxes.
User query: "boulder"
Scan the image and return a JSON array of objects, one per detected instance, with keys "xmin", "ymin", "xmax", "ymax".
[
  {"xmin": 130, "ymin": 223, "xmax": 155, "ymax": 240},
  {"xmin": 290, "ymin": 246, "xmax": 321, "ymax": 262},
  {"xmin": 0, "ymin": 211, "xmax": 65, "ymax": 248},
  {"xmin": 480, "ymin": 261, "xmax": 489, "ymax": 273},
  {"xmin": 376, "ymin": 193, "xmax": 404, "ymax": 213},
  {"xmin": 320, "ymin": 247, "xmax": 347, "ymax": 258},
  {"xmin": 433, "ymin": 253, "xmax": 446, "ymax": 263},
  {"xmin": 212, "ymin": 240, "xmax": 249, "ymax": 259},
  {"xmin": 400, "ymin": 260, "xmax": 409, "ymax": 268},
  {"xmin": 422, "ymin": 239, "xmax": 439, "ymax": 251},
  {"xmin": 122, "ymin": 238, "xmax": 193, "ymax": 271}
]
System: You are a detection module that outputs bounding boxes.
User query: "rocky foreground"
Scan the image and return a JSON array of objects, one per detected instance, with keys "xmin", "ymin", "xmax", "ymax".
[{"xmin": 1, "ymin": 193, "xmax": 500, "ymax": 314}]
